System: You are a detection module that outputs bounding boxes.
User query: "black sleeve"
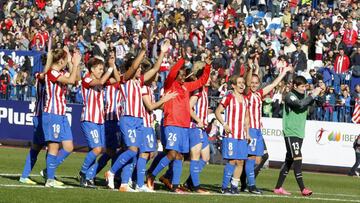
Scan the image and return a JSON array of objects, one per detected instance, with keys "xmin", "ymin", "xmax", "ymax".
[{"xmin": 285, "ymin": 93, "xmax": 314, "ymax": 111}]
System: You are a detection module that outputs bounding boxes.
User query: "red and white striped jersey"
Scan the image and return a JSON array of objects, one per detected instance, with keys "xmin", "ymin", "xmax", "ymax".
[
  {"xmin": 119, "ymin": 75, "xmax": 145, "ymax": 118},
  {"xmin": 34, "ymin": 73, "xmax": 46, "ymax": 116},
  {"xmin": 44, "ymin": 69, "xmax": 67, "ymax": 115},
  {"xmin": 191, "ymin": 87, "xmax": 209, "ymax": 128},
  {"xmin": 352, "ymin": 97, "xmax": 360, "ymax": 124},
  {"xmin": 246, "ymin": 89, "xmax": 264, "ymax": 129},
  {"xmin": 104, "ymin": 83, "xmax": 122, "ymax": 121},
  {"xmin": 81, "ymin": 73, "xmax": 105, "ymax": 124},
  {"xmin": 141, "ymin": 86, "xmax": 155, "ymax": 128},
  {"xmin": 220, "ymin": 93, "xmax": 248, "ymax": 140}
]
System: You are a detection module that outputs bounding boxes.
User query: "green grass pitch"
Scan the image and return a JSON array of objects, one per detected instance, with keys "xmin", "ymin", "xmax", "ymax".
[{"xmin": 0, "ymin": 147, "xmax": 359, "ymax": 203}]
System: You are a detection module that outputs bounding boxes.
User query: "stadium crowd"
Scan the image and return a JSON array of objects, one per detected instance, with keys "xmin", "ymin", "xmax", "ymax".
[{"xmin": 0, "ymin": 0, "xmax": 359, "ymax": 123}]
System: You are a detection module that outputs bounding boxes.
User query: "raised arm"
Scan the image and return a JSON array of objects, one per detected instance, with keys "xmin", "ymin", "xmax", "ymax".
[
  {"xmin": 57, "ymin": 51, "xmax": 81, "ymax": 85},
  {"xmin": 87, "ymin": 67, "xmax": 114, "ymax": 87},
  {"xmin": 142, "ymin": 91, "xmax": 178, "ymax": 111},
  {"xmin": 144, "ymin": 39, "xmax": 171, "ymax": 82},
  {"xmin": 164, "ymin": 58, "xmax": 185, "ymax": 90},
  {"xmin": 262, "ymin": 65, "xmax": 293, "ymax": 95},
  {"xmin": 285, "ymin": 88, "xmax": 321, "ymax": 111},
  {"xmin": 184, "ymin": 58, "xmax": 211, "ymax": 92},
  {"xmin": 123, "ymin": 39, "xmax": 147, "ymax": 81}
]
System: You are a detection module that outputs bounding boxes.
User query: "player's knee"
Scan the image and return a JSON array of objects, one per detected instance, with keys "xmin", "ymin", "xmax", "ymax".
[
  {"xmin": 248, "ymin": 155, "xmax": 256, "ymax": 160},
  {"xmin": 140, "ymin": 153, "xmax": 149, "ymax": 159},
  {"xmin": 129, "ymin": 146, "xmax": 138, "ymax": 153},
  {"xmin": 175, "ymin": 153, "xmax": 183, "ymax": 160},
  {"xmin": 167, "ymin": 150, "xmax": 177, "ymax": 160},
  {"xmin": 236, "ymin": 160, "xmax": 244, "ymax": 166},
  {"xmin": 92, "ymin": 147, "xmax": 102, "ymax": 155},
  {"xmin": 294, "ymin": 157, "xmax": 302, "ymax": 161}
]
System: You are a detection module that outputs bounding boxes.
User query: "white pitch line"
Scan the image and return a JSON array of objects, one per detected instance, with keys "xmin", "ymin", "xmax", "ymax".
[
  {"xmin": 0, "ymin": 184, "xmax": 74, "ymax": 189},
  {"xmin": 1, "ymin": 173, "xmax": 359, "ymax": 202},
  {"xmin": 0, "ymin": 184, "xmax": 358, "ymax": 203}
]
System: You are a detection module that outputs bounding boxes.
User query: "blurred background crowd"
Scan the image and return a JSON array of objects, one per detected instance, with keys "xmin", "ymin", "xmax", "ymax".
[{"xmin": 0, "ymin": 0, "xmax": 359, "ymax": 124}]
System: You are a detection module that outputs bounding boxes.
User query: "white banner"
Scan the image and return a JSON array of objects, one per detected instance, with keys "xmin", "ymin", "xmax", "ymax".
[{"xmin": 262, "ymin": 117, "xmax": 359, "ymax": 167}]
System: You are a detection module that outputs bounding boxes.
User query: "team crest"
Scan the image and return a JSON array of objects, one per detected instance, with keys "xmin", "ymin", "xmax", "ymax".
[
  {"xmin": 228, "ymin": 150, "xmax": 233, "ymax": 156},
  {"xmin": 53, "ymin": 133, "xmax": 59, "ymax": 139},
  {"xmin": 169, "ymin": 140, "xmax": 175, "ymax": 147},
  {"xmin": 295, "ymin": 150, "xmax": 299, "ymax": 155},
  {"xmin": 148, "ymin": 142, "xmax": 154, "ymax": 148},
  {"xmin": 130, "ymin": 137, "xmax": 136, "ymax": 143}
]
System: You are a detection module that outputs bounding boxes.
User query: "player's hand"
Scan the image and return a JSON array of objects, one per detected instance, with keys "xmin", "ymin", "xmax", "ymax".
[
  {"xmin": 71, "ymin": 50, "xmax": 81, "ymax": 67},
  {"xmin": 141, "ymin": 39, "xmax": 148, "ymax": 50},
  {"xmin": 283, "ymin": 65, "xmax": 293, "ymax": 73},
  {"xmin": 197, "ymin": 121, "xmax": 204, "ymax": 129},
  {"xmin": 312, "ymin": 87, "xmax": 322, "ymax": 97},
  {"xmin": 63, "ymin": 46, "xmax": 72, "ymax": 63},
  {"xmin": 224, "ymin": 124, "xmax": 231, "ymax": 135},
  {"xmin": 205, "ymin": 57, "xmax": 212, "ymax": 65},
  {"xmin": 108, "ymin": 55, "xmax": 116, "ymax": 68},
  {"xmin": 160, "ymin": 39, "xmax": 171, "ymax": 53},
  {"xmin": 161, "ymin": 91, "xmax": 178, "ymax": 102},
  {"xmin": 246, "ymin": 134, "xmax": 251, "ymax": 144}
]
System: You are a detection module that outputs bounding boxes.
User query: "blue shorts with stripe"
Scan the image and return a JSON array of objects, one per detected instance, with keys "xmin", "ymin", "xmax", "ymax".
[{"xmin": 42, "ymin": 112, "xmax": 73, "ymax": 142}]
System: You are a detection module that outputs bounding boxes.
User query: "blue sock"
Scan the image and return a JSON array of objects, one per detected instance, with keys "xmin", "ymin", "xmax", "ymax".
[
  {"xmin": 110, "ymin": 150, "xmax": 137, "ymax": 174},
  {"xmin": 136, "ymin": 157, "xmax": 147, "ymax": 187},
  {"xmin": 163, "ymin": 161, "xmax": 173, "ymax": 179},
  {"xmin": 245, "ymin": 159, "xmax": 256, "ymax": 186},
  {"xmin": 152, "ymin": 156, "xmax": 171, "ymax": 177},
  {"xmin": 121, "ymin": 157, "xmax": 136, "ymax": 184},
  {"xmin": 96, "ymin": 153, "xmax": 110, "ymax": 174},
  {"xmin": 21, "ymin": 149, "xmax": 40, "ymax": 178},
  {"xmin": 172, "ymin": 160, "xmax": 183, "ymax": 185},
  {"xmin": 190, "ymin": 160, "xmax": 200, "ymax": 187},
  {"xmin": 222, "ymin": 163, "xmax": 235, "ymax": 189},
  {"xmin": 46, "ymin": 154, "xmax": 57, "ymax": 180},
  {"xmin": 55, "ymin": 149, "xmax": 71, "ymax": 167},
  {"xmin": 199, "ymin": 159, "xmax": 207, "ymax": 172},
  {"xmin": 86, "ymin": 162, "xmax": 98, "ymax": 180},
  {"xmin": 81, "ymin": 151, "xmax": 97, "ymax": 173},
  {"xmin": 147, "ymin": 152, "xmax": 166, "ymax": 174}
]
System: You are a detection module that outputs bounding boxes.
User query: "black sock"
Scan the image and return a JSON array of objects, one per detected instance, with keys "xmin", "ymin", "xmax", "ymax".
[
  {"xmin": 240, "ymin": 164, "xmax": 247, "ymax": 189},
  {"xmin": 275, "ymin": 159, "xmax": 293, "ymax": 189},
  {"xmin": 255, "ymin": 153, "xmax": 269, "ymax": 178},
  {"xmin": 293, "ymin": 159, "xmax": 305, "ymax": 191}
]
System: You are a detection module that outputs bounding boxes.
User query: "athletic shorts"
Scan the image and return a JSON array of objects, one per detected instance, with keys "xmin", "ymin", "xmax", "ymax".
[
  {"xmin": 104, "ymin": 120, "xmax": 121, "ymax": 150},
  {"xmin": 284, "ymin": 136, "xmax": 303, "ymax": 159},
  {"xmin": 164, "ymin": 126, "xmax": 189, "ymax": 153},
  {"xmin": 81, "ymin": 121, "xmax": 105, "ymax": 148},
  {"xmin": 140, "ymin": 127, "xmax": 156, "ymax": 153},
  {"xmin": 248, "ymin": 128, "xmax": 264, "ymax": 156},
  {"xmin": 32, "ymin": 116, "xmax": 45, "ymax": 146},
  {"xmin": 42, "ymin": 112, "xmax": 73, "ymax": 142},
  {"xmin": 119, "ymin": 116, "xmax": 144, "ymax": 147},
  {"xmin": 222, "ymin": 138, "xmax": 248, "ymax": 160},
  {"xmin": 189, "ymin": 128, "xmax": 209, "ymax": 149}
]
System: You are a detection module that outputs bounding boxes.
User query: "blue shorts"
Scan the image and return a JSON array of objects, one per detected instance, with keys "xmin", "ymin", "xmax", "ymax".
[
  {"xmin": 140, "ymin": 127, "xmax": 156, "ymax": 153},
  {"xmin": 42, "ymin": 112, "xmax": 73, "ymax": 142},
  {"xmin": 81, "ymin": 121, "xmax": 105, "ymax": 148},
  {"xmin": 119, "ymin": 116, "xmax": 143, "ymax": 147},
  {"xmin": 189, "ymin": 128, "xmax": 209, "ymax": 149},
  {"xmin": 32, "ymin": 116, "xmax": 45, "ymax": 146},
  {"xmin": 164, "ymin": 126, "xmax": 189, "ymax": 153},
  {"xmin": 222, "ymin": 138, "xmax": 248, "ymax": 160},
  {"xmin": 248, "ymin": 128, "xmax": 264, "ymax": 156},
  {"xmin": 105, "ymin": 120, "xmax": 121, "ymax": 150}
]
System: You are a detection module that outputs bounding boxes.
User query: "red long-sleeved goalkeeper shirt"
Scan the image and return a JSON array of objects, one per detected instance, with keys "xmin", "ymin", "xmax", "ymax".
[{"xmin": 163, "ymin": 58, "xmax": 211, "ymax": 128}]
